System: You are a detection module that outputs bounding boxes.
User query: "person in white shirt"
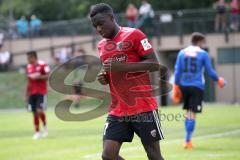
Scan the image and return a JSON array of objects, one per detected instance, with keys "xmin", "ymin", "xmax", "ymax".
[
  {"xmin": 54, "ymin": 46, "xmax": 72, "ymax": 65},
  {"xmin": 136, "ymin": 0, "xmax": 155, "ymax": 38},
  {"xmin": 0, "ymin": 44, "xmax": 11, "ymax": 71},
  {"xmin": 139, "ymin": 0, "xmax": 155, "ymax": 18}
]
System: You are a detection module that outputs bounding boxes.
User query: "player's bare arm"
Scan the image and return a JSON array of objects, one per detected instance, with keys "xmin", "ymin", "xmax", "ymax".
[{"xmin": 103, "ymin": 51, "xmax": 159, "ymax": 72}]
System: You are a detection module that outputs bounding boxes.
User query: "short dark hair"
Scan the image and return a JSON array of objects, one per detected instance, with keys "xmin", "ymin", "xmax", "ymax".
[
  {"xmin": 89, "ymin": 3, "xmax": 114, "ymax": 18},
  {"xmin": 26, "ymin": 50, "xmax": 37, "ymax": 58},
  {"xmin": 191, "ymin": 32, "xmax": 205, "ymax": 45}
]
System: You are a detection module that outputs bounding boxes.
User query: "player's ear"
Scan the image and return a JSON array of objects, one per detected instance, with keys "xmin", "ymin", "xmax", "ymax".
[{"xmin": 109, "ymin": 14, "xmax": 114, "ymax": 22}]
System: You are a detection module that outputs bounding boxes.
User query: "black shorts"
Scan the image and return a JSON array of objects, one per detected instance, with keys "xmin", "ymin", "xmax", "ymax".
[
  {"xmin": 103, "ymin": 110, "xmax": 164, "ymax": 145},
  {"xmin": 180, "ymin": 86, "xmax": 204, "ymax": 113},
  {"xmin": 73, "ymin": 81, "xmax": 82, "ymax": 95},
  {"xmin": 28, "ymin": 94, "xmax": 47, "ymax": 112}
]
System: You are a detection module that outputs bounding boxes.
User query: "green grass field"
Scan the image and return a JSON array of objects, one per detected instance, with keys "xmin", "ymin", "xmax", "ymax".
[{"xmin": 0, "ymin": 104, "xmax": 240, "ymax": 160}]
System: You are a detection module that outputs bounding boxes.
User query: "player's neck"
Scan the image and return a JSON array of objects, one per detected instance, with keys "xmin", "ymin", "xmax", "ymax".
[
  {"xmin": 109, "ymin": 25, "xmax": 120, "ymax": 40},
  {"xmin": 31, "ymin": 61, "xmax": 38, "ymax": 65},
  {"xmin": 191, "ymin": 44, "xmax": 201, "ymax": 48}
]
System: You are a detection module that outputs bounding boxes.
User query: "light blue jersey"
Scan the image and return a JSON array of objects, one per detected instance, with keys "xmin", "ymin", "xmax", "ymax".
[
  {"xmin": 174, "ymin": 46, "xmax": 219, "ymax": 90},
  {"xmin": 30, "ymin": 18, "xmax": 42, "ymax": 29}
]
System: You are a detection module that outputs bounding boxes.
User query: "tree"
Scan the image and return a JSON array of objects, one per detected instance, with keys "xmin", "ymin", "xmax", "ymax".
[{"xmin": 0, "ymin": 0, "xmax": 215, "ymax": 21}]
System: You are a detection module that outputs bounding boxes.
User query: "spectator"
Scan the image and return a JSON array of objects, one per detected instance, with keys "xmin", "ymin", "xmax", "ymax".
[
  {"xmin": 16, "ymin": 16, "xmax": 29, "ymax": 38},
  {"xmin": 136, "ymin": 0, "xmax": 155, "ymax": 37},
  {"xmin": 230, "ymin": 0, "xmax": 240, "ymax": 32},
  {"xmin": 30, "ymin": 15, "xmax": 42, "ymax": 37},
  {"xmin": 213, "ymin": 0, "xmax": 227, "ymax": 32},
  {"xmin": 73, "ymin": 48, "xmax": 86, "ymax": 57},
  {"xmin": 66, "ymin": 80, "xmax": 83, "ymax": 108},
  {"xmin": 54, "ymin": 46, "xmax": 72, "ymax": 65},
  {"xmin": 73, "ymin": 48, "xmax": 85, "ymax": 66},
  {"xmin": 0, "ymin": 33, "xmax": 4, "ymax": 44},
  {"xmin": 125, "ymin": 4, "xmax": 138, "ymax": 28},
  {"xmin": 0, "ymin": 44, "xmax": 11, "ymax": 72}
]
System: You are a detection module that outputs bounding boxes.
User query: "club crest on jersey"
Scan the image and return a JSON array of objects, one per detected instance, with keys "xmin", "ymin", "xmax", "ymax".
[
  {"xmin": 150, "ymin": 129, "xmax": 157, "ymax": 137},
  {"xmin": 116, "ymin": 41, "xmax": 132, "ymax": 51},
  {"xmin": 141, "ymin": 38, "xmax": 152, "ymax": 51},
  {"xmin": 117, "ymin": 42, "xmax": 123, "ymax": 51}
]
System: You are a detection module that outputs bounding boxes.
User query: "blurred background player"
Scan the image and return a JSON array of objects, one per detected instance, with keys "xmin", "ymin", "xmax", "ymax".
[
  {"xmin": 25, "ymin": 51, "xmax": 50, "ymax": 139},
  {"xmin": 65, "ymin": 80, "xmax": 83, "ymax": 108},
  {"xmin": 0, "ymin": 44, "xmax": 11, "ymax": 72},
  {"xmin": 90, "ymin": 3, "xmax": 164, "ymax": 160},
  {"xmin": 53, "ymin": 45, "xmax": 72, "ymax": 66},
  {"xmin": 172, "ymin": 32, "xmax": 226, "ymax": 149}
]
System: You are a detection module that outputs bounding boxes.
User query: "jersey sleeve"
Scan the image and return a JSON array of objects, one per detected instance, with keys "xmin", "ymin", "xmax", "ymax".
[
  {"xmin": 174, "ymin": 51, "xmax": 182, "ymax": 85},
  {"xmin": 42, "ymin": 64, "xmax": 50, "ymax": 74},
  {"xmin": 133, "ymin": 29, "xmax": 153, "ymax": 56},
  {"xmin": 203, "ymin": 52, "xmax": 219, "ymax": 81}
]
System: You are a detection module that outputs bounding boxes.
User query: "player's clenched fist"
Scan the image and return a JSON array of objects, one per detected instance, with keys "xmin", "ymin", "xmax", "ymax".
[
  {"xmin": 103, "ymin": 58, "xmax": 112, "ymax": 72},
  {"xmin": 97, "ymin": 72, "xmax": 109, "ymax": 85}
]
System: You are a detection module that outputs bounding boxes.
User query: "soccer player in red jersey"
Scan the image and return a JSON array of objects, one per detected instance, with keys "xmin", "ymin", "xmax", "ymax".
[
  {"xmin": 25, "ymin": 51, "xmax": 50, "ymax": 140},
  {"xmin": 90, "ymin": 3, "xmax": 164, "ymax": 160}
]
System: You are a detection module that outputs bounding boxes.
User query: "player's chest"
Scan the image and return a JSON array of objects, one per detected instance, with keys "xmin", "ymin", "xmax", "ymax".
[
  {"xmin": 99, "ymin": 40, "xmax": 139, "ymax": 62},
  {"xmin": 27, "ymin": 65, "xmax": 42, "ymax": 74}
]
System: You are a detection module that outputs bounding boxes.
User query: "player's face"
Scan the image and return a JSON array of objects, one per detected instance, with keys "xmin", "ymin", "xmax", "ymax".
[
  {"xmin": 27, "ymin": 55, "xmax": 37, "ymax": 64},
  {"xmin": 91, "ymin": 13, "xmax": 115, "ymax": 39}
]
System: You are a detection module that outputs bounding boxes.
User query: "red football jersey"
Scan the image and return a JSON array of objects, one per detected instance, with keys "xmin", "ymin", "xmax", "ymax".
[
  {"xmin": 26, "ymin": 60, "xmax": 50, "ymax": 96},
  {"xmin": 98, "ymin": 27, "xmax": 158, "ymax": 117}
]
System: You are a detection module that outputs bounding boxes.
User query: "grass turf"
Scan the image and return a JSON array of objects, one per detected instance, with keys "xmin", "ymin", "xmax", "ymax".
[
  {"xmin": 0, "ymin": 104, "xmax": 240, "ymax": 160},
  {"xmin": 0, "ymin": 70, "xmax": 102, "ymax": 109}
]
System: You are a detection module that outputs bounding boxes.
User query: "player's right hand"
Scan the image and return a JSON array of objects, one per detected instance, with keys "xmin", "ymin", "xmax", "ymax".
[
  {"xmin": 217, "ymin": 77, "xmax": 226, "ymax": 88},
  {"xmin": 97, "ymin": 72, "xmax": 109, "ymax": 85},
  {"xmin": 172, "ymin": 84, "xmax": 182, "ymax": 105},
  {"xmin": 28, "ymin": 72, "xmax": 41, "ymax": 79}
]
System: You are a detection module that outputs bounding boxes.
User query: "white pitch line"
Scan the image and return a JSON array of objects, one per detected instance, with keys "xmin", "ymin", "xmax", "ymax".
[{"xmin": 83, "ymin": 129, "xmax": 240, "ymax": 159}]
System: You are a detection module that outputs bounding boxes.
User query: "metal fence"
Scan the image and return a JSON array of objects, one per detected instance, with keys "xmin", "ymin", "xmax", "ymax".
[{"xmin": 1, "ymin": 8, "xmax": 238, "ymax": 40}]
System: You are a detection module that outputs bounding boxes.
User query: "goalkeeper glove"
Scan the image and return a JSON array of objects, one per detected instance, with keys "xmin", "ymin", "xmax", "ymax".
[
  {"xmin": 172, "ymin": 84, "xmax": 182, "ymax": 104},
  {"xmin": 217, "ymin": 77, "xmax": 226, "ymax": 88}
]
